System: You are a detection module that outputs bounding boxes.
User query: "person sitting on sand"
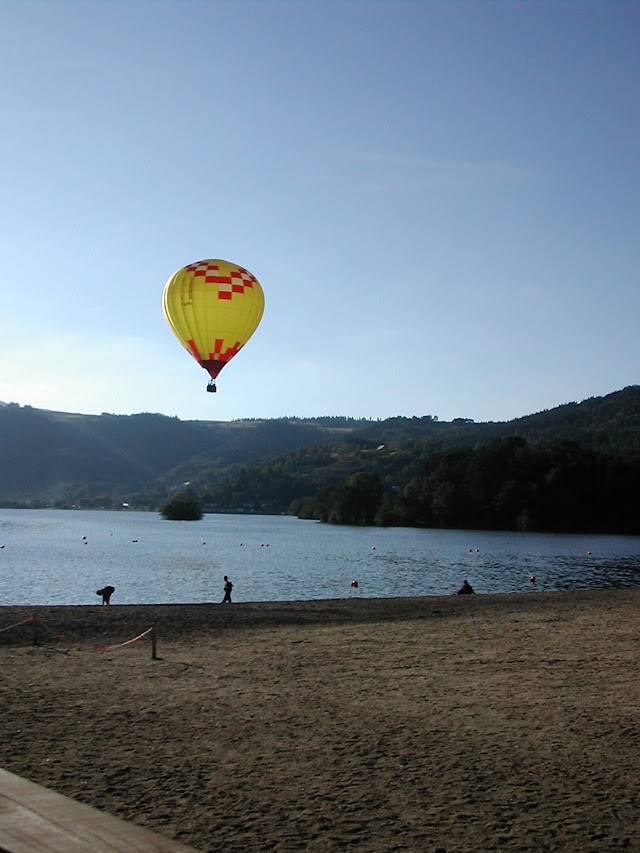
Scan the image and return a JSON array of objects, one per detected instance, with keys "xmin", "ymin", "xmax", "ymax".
[
  {"xmin": 222, "ymin": 575, "xmax": 233, "ymax": 604},
  {"xmin": 96, "ymin": 585, "xmax": 115, "ymax": 605},
  {"xmin": 457, "ymin": 580, "xmax": 475, "ymax": 595}
]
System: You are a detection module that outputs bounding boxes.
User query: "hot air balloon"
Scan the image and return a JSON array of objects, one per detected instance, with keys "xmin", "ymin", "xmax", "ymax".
[{"xmin": 162, "ymin": 259, "xmax": 265, "ymax": 392}]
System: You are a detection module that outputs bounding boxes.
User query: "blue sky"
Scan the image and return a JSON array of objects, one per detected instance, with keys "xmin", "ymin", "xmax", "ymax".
[{"xmin": 1, "ymin": 1, "xmax": 638, "ymax": 423}]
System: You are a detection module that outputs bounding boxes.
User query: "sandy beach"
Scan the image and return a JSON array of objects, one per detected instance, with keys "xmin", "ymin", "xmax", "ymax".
[{"xmin": 0, "ymin": 590, "xmax": 638, "ymax": 852}]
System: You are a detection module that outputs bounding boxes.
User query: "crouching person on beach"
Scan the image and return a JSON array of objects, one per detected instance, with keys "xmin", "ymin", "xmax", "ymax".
[
  {"xmin": 457, "ymin": 580, "xmax": 475, "ymax": 595},
  {"xmin": 97, "ymin": 585, "xmax": 115, "ymax": 604}
]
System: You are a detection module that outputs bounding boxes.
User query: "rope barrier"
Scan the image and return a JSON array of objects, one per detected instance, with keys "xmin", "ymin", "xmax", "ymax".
[
  {"xmin": 92, "ymin": 627, "xmax": 154, "ymax": 652},
  {"xmin": 0, "ymin": 616, "xmax": 34, "ymax": 634},
  {"xmin": 0, "ymin": 616, "xmax": 157, "ymax": 659}
]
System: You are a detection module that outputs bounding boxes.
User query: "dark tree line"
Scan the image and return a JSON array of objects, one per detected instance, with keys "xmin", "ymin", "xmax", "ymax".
[{"xmin": 292, "ymin": 437, "xmax": 640, "ymax": 534}]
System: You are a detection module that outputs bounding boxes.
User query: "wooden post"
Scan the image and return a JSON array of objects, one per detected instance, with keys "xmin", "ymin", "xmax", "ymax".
[{"xmin": 151, "ymin": 625, "xmax": 157, "ymax": 660}]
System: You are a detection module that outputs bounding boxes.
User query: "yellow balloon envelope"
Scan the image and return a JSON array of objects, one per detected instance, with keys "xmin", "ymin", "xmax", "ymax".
[{"xmin": 162, "ymin": 259, "xmax": 265, "ymax": 390}]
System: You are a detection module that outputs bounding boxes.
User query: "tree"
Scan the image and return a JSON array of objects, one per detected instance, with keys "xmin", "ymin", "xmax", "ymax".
[
  {"xmin": 160, "ymin": 495, "xmax": 204, "ymax": 520},
  {"xmin": 328, "ymin": 471, "xmax": 384, "ymax": 525}
]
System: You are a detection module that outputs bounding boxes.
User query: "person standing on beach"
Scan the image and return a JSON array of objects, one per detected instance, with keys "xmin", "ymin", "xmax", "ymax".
[
  {"xmin": 222, "ymin": 575, "xmax": 233, "ymax": 604},
  {"xmin": 457, "ymin": 580, "xmax": 475, "ymax": 595}
]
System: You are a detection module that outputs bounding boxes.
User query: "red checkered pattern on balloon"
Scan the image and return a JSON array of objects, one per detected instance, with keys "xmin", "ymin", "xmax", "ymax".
[{"xmin": 186, "ymin": 262, "xmax": 257, "ymax": 301}]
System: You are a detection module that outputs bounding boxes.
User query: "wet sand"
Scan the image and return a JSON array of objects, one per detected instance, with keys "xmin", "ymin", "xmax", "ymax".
[{"xmin": 0, "ymin": 590, "xmax": 638, "ymax": 852}]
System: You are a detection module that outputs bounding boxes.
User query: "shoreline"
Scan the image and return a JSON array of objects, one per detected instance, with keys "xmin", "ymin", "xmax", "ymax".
[{"xmin": 1, "ymin": 587, "xmax": 636, "ymax": 643}]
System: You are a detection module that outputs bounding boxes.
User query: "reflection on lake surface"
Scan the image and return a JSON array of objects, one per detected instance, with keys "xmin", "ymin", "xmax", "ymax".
[{"xmin": 0, "ymin": 509, "xmax": 639, "ymax": 606}]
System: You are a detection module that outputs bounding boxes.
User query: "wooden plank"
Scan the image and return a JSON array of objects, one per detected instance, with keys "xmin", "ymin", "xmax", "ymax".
[{"xmin": 0, "ymin": 768, "xmax": 199, "ymax": 852}]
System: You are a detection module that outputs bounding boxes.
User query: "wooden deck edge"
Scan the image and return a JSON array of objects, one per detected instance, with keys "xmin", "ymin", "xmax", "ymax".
[{"xmin": 0, "ymin": 767, "xmax": 200, "ymax": 852}]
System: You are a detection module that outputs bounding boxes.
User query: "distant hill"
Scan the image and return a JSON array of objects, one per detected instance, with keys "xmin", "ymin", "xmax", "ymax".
[
  {"xmin": 353, "ymin": 385, "xmax": 640, "ymax": 455},
  {"xmin": 0, "ymin": 387, "xmax": 639, "ymax": 513},
  {"xmin": 0, "ymin": 405, "xmax": 360, "ymax": 506}
]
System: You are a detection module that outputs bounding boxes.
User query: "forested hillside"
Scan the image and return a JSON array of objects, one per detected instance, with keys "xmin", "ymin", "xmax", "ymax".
[
  {"xmin": 1, "ymin": 387, "xmax": 639, "ymax": 534},
  {"xmin": 192, "ymin": 387, "xmax": 640, "ymax": 534},
  {"xmin": 0, "ymin": 405, "xmax": 342, "ymax": 506}
]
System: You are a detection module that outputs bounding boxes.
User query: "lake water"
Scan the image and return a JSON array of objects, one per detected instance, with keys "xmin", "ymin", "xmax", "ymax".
[{"xmin": 0, "ymin": 509, "xmax": 639, "ymax": 606}]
